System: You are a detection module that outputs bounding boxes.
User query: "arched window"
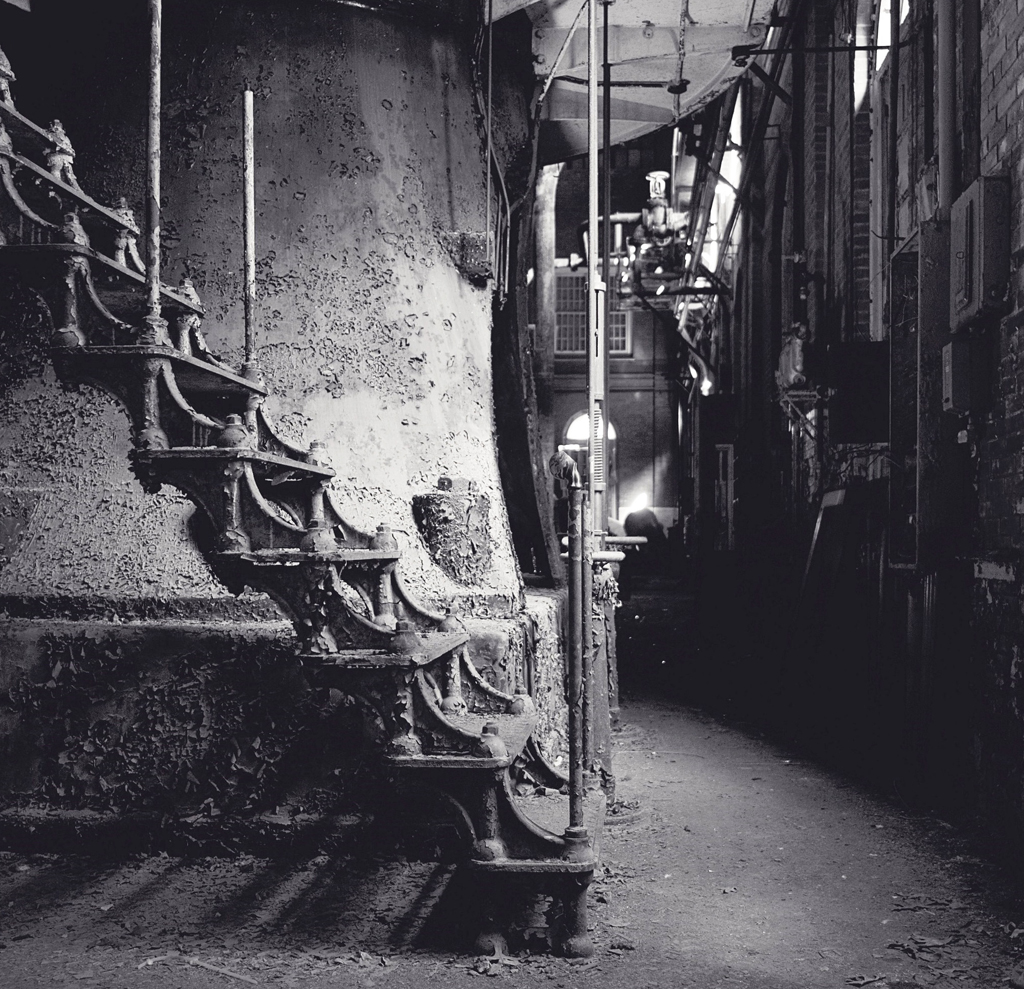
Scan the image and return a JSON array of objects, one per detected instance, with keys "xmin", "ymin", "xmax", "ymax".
[
  {"xmin": 557, "ymin": 413, "xmax": 619, "ymax": 520},
  {"xmin": 564, "ymin": 413, "xmax": 617, "ymax": 443}
]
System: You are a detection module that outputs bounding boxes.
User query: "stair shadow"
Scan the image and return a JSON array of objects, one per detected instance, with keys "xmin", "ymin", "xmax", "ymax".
[
  {"xmin": 192, "ymin": 852, "xmax": 473, "ymax": 954},
  {"xmin": 179, "ymin": 799, "xmax": 481, "ymax": 954},
  {"xmin": 0, "ymin": 855, "xmax": 123, "ymax": 920}
]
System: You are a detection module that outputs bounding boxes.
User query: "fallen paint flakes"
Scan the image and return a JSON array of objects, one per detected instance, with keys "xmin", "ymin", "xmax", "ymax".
[{"xmin": 886, "ymin": 933, "xmax": 954, "ymax": 959}]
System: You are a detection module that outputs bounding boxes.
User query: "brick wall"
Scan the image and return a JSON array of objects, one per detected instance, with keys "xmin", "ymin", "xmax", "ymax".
[
  {"xmin": 978, "ymin": 0, "xmax": 1024, "ymax": 552},
  {"xmin": 719, "ymin": 0, "xmax": 1024, "ymax": 845},
  {"xmin": 972, "ymin": 0, "xmax": 1024, "ymax": 848}
]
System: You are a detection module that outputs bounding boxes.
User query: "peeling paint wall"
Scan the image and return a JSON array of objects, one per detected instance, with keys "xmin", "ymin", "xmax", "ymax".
[
  {"xmin": 0, "ymin": 371, "xmax": 231, "ymax": 606},
  {"xmin": 159, "ymin": 1, "xmax": 529, "ymax": 615},
  {"xmin": 524, "ymin": 590, "xmax": 567, "ymax": 769},
  {"xmin": 0, "ymin": 619, "xmax": 368, "ymax": 815},
  {"xmin": 160, "ymin": 2, "xmax": 523, "ymax": 614},
  {"xmin": 0, "ymin": 0, "xmax": 533, "ymax": 618}
]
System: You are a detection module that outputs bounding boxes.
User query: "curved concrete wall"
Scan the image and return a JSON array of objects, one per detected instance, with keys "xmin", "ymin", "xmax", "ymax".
[{"xmin": 0, "ymin": 0, "xmax": 530, "ymax": 617}]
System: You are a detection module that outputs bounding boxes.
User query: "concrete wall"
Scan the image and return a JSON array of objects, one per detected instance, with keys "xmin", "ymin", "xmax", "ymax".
[
  {"xmin": 0, "ymin": 0, "xmax": 531, "ymax": 618},
  {"xmin": 0, "ymin": 597, "xmax": 565, "ymax": 819}
]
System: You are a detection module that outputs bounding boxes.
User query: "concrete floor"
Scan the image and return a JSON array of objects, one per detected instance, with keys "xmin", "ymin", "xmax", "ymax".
[{"xmin": 1, "ymin": 586, "xmax": 1023, "ymax": 987}]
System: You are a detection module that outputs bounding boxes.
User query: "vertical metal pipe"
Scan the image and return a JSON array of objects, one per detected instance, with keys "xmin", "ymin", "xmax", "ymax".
[
  {"xmin": 587, "ymin": 0, "xmax": 598, "ymax": 307},
  {"xmin": 551, "ymin": 449, "xmax": 586, "ymax": 827},
  {"xmin": 485, "ymin": 0, "xmax": 494, "ymax": 275},
  {"xmin": 936, "ymin": 0, "xmax": 955, "ymax": 210},
  {"xmin": 567, "ymin": 483, "xmax": 585, "ymax": 829},
  {"xmin": 791, "ymin": 23, "xmax": 805, "ymax": 266},
  {"xmin": 587, "ymin": 0, "xmax": 605, "ymax": 531},
  {"xmin": 581, "ymin": 498, "xmax": 594, "ymax": 773},
  {"xmin": 243, "ymin": 90, "xmax": 256, "ymax": 365},
  {"xmin": 146, "ymin": 0, "xmax": 162, "ymax": 319},
  {"xmin": 847, "ymin": 19, "xmax": 856, "ymax": 332},
  {"xmin": 601, "ymin": 0, "xmax": 612, "ymax": 530}
]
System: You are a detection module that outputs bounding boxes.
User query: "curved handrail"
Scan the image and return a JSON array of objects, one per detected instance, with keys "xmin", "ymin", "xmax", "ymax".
[
  {"xmin": 421, "ymin": 669, "xmax": 446, "ymax": 707},
  {"xmin": 252, "ymin": 415, "xmax": 378, "ymax": 548},
  {"xmin": 4, "ymin": 150, "xmax": 138, "ymax": 233},
  {"xmin": 414, "ymin": 671, "xmax": 484, "ymax": 744},
  {"xmin": 498, "ymin": 770, "xmax": 569, "ymax": 849},
  {"xmin": 520, "ymin": 735, "xmax": 569, "ymax": 789},
  {"xmin": 324, "ymin": 488, "xmax": 375, "ymax": 547},
  {"xmin": 320, "ymin": 562, "xmax": 376, "ymax": 623},
  {"xmin": 327, "ymin": 572, "xmax": 395, "ymax": 642},
  {"xmin": 349, "ymin": 580, "xmax": 377, "ymax": 620}
]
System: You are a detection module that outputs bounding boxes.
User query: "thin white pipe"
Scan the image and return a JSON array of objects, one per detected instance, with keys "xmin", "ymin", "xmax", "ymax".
[
  {"xmin": 243, "ymin": 89, "xmax": 256, "ymax": 363},
  {"xmin": 485, "ymin": 0, "xmax": 494, "ymax": 276},
  {"xmin": 146, "ymin": 0, "xmax": 162, "ymax": 318},
  {"xmin": 587, "ymin": 0, "xmax": 605, "ymax": 522}
]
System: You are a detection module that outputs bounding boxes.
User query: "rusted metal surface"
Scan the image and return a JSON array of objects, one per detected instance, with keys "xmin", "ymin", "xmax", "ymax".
[
  {"xmin": 581, "ymin": 498, "xmax": 594, "ymax": 783},
  {"xmin": 550, "ymin": 449, "xmax": 585, "ymax": 832}
]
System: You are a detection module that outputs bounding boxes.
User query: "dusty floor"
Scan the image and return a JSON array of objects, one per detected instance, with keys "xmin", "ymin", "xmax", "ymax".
[{"xmin": 2, "ymin": 588, "xmax": 1024, "ymax": 987}]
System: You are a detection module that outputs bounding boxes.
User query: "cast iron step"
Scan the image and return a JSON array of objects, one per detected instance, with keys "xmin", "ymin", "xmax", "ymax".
[
  {"xmin": 143, "ymin": 447, "xmax": 332, "ymax": 480},
  {"xmin": 304, "ymin": 631, "xmax": 471, "ymax": 668},
  {"xmin": 55, "ymin": 344, "xmax": 264, "ymax": 397},
  {"xmin": 469, "ymin": 787, "xmax": 606, "ymax": 875},
  {"xmin": 389, "ymin": 710, "xmax": 538, "ymax": 770}
]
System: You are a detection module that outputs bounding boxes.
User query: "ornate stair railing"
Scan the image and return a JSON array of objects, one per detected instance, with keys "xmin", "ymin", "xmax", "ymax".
[{"xmin": 0, "ymin": 41, "xmax": 597, "ymax": 957}]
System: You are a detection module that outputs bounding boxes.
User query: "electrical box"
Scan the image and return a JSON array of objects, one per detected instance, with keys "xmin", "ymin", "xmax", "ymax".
[
  {"xmin": 950, "ymin": 175, "xmax": 1010, "ymax": 330},
  {"xmin": 942, "ymin": 336, "xmax": 988, "ymax": 413}
]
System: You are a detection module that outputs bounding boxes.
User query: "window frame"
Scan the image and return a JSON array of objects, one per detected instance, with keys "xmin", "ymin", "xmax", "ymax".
[{"xmin": 554, "ymin": 268, "xmax": 633, "ymax": 356}]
